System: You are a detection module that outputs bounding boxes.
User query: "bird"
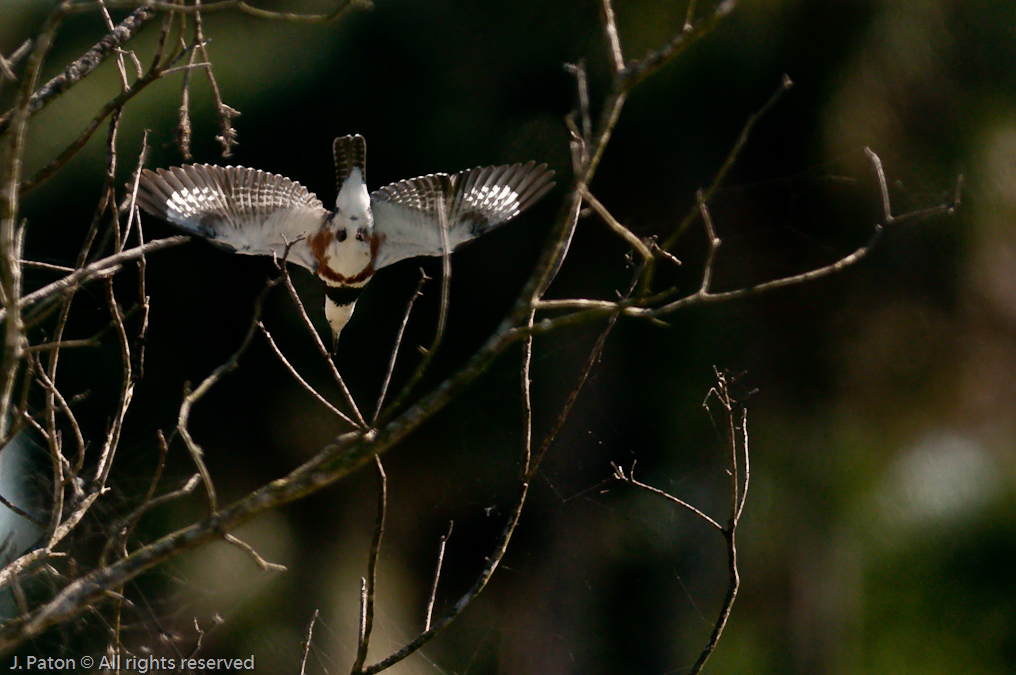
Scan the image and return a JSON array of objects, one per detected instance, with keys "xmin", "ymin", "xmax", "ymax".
[{"xmin": 136, "ymin": 134, "xmax": 555, "ymax": 340}]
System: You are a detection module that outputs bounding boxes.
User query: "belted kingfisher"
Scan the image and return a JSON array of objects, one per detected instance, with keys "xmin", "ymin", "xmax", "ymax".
[{"xmin": 137, "ymin": 135, "xmax": 554, "ymax": 338}]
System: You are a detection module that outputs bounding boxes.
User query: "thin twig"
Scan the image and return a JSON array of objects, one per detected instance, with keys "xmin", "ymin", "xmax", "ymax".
[
  {"xmin": 99, "ymin": 1, "xmax": 132, "ymax": 92},
  {"xmin": 373, "ymin": 269, "xmax": 429, "ymax": 424},
  {"xmin": 528, "ymin": 264, "xmax": 640, "ymax": 476},
  {"xmin": 600, "ymin": 0, "xmax": 625, "ymax": 72},
  {"xmin": 520, "ymin": 309, "xmax": 535, "ymax": 476},
  {"xmin": 683, "ymin": 0, "xmax": 700, "ymax": 31},
  {"xmin": 176, "ymin": 30, "xmax": 197, "ymax": 158},
  {"xmin": 178, "ymin": 278, "xmax": 281, "ymax": 514},
  {"xmin": 280, "ymin": 266, "xmax": 365, "ymax": 427},
  {"xmin": 363, "ymin": 479, "xmax": 528, "ymax": 675},
  {"xmin": 0, "ymin": 492, "xmax": 44, "ymax": 528},
  {"xmin": 697, "ymin": 190, "xmax": 720, "ymax": 293},
  {"xmin": 528, "ymin": 146, "xmax": 958, "ymax": 334},
  {"xmin": 662, "ymin": 73, "xmax": 793, "ymax": 252},
  {"xmin": 191, "ymin": 0, "xmax": 240, "ymax": 157},
  {"xmin": 19, "ymin": 48, "xmax": 192, "ymax": 192},
  {"xmin": 374, "ymin": 199, "xmax": 453, "ymax": 424},
  {"xmin": 1, "ymin": 236, "xmax": 188, "ymax": 323},
  {"xmin": 91, "ymin": 274, "xmax": 132, "ymax": 490},
  {"xmin": 687, "ymin": 370, "xmax": 749, "ymax": 674},
  {"xmin": 259, "ymin": 321, "xmax": 356, "ymax": 425},
  {"xmin": 622, "ymin": 0, "xmax": 736, "ymax": 88},
  {"xmin": 24, "ymin": 339, "xmax": 99, "ymax": 353},
  {"xmin": 18, "ymin": 260, "xmax": 75, "ymax": 273},
  {"xmin": 612, "ymin": 462, "xmax": 722, "ymax": 531},
  {"xmin": 99, "ymin": 430, "xmax": 172, "ymax": 567},
  {"xmin": 0, "ymin": 40, "xmax": 33, "ymax": 85},
  {"xmin": 579, "ymin": 185, "xmax": 652, "ymax": 260},
  {"xmin": 0, "ymin": 7, "xmax": 157, "ymax": 134},
  {"xmin": 299, "ymin": 610, "xmax": 319, "ymax": 675},
  {"xmin": 351, "ymin": 456, "xmax": 386, "ymax": 674},
  {"xmin": 0, "ymin": 0, "xmax": 63, "ymax": 438},
  {"xmin": 69, "ymin": 0, "xmax": 372, "ymax": 24},
  {"xmin": 110, "ymin": 474, "xmax": 201, "ymax": 548},
  {"xmin": 223, "ymin": 533, "xmax": 287, "ymax": 572},
  {"xmin": 32, "ymin": 355, "xmax": 85, "ymax": 477},
  {"xmin": 424, "ymin": 521, "xmax": 453, "ymax": 632}
]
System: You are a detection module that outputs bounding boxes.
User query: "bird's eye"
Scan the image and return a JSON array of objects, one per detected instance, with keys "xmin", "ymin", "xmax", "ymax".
[
  {"xmin": 355, "ymin": 227, "xmax": 367, "ymax": 242},
  {"xmin": 336, "ymin": 228, "xmax": 347, "ymax": 242}
]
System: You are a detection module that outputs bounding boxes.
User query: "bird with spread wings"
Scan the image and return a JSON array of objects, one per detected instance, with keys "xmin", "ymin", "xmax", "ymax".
[{"xmin": 137, "ymin": 134, "xmax": 555, "ymax": 339}]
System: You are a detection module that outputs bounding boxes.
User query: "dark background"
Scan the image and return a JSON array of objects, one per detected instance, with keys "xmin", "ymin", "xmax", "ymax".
[{"xmin": 3, "ymin": 1, "xmax": 1014, "ymax": 673}]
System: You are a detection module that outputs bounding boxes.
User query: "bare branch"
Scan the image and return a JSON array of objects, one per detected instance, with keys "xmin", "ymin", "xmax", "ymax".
[
  {"xmin": 32, "ymin": 355, "xmax": 85, "ymax": 477},
  {"xmin": 68, "ymin": 0, "xmax": 373, "ymax": 24},
  {"xmin": 189, "ymin": 0, "xmax": 240, "ymax": 157},
  {"xmin": 662, "ymin": 73, "xmax": 794, "ymax": 252},
  {"xmin": 107, "ymin": 474, "xmax": 202, "ymax": 556},
  {"xmin": 613, "ymin": 461, "xmax": 722, "ymax": 531},
  {"xmin": 697, "ymin": 190, "xmax": 720, "ymax": 293},
  {"xmin": 259, "ymin": 321, "xmax": 357, "ymax": 426},
  {"xmin": 578, "ymin": 185, "xmax": 652, "ymax": 260},
  {"xmin": 683, "ymin": 0, "xmax": 700, "ymax": 31},
  {"xmin": 0, "ymin": 7, "xmax": 157, "ymax": 135},
  {"xmin": 424, "ymin": 521, "xmax": 453, "ymax": 632},
  {"xmin": 600, "ymin": 0, "xmax": 625, "ymax": 72},
  {"xmin": 223, "ymin": 533, "xmax": 287, "ymax": 573},
  {"xmin": 1, "ymin": 236, "xmax": 187, "ymax": 323},
  {"xmin": 280, "ymin": 266, "xmax": 365, "ymax": 427},
  {"xmin": 19, "ymin": 53, "xmax": 187, "ymax": 192},
  {"xmin": 375, "ymin": 200, "xmax": 452, "ymax": 423},
  {"xmin": 90, "ymin": 275, "xmax": 133, "ymax": 490},
  {"xmin": 0, "ymin": 492, "xmax": 44, "ymax": 529},
  {"xmin": 0, "ymin": 0, "xmax": 67, "ymax": 438},
  {"xmin": 622, "ymin": 0, "xmax": 736, "ymax": 89},
  {"xmin": 0, "ymin": 40, "xmax": 33, "ymax": 86},
  {"xmin": 563, "ymin": 60, "xmax": 591, "ymax": 158},
  {"xmin": 178, "ymin": 278, "xmax": 281, "ymax": 514},
  {"xmin": 299, "ymin": 610, "xmax": 319, "ymax": 675},
  {"xmin": 362, "ymin": 478, "xmax": 528, "ymax": 675},
  {"xmin": 615, "ymin": 371, "xmax": 750, "ymax": 675},
  {"xmin": 373, "ymin": 269, "xmax": 429, "ymax": 424},
  {"xmin": 351, "ymin": 456, "xmax": 386, "ymax": 675}
]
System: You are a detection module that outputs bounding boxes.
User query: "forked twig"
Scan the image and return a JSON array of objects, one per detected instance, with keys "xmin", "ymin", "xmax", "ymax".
[
  {"xmin": 527, "ymin": 146, "xmax": 960, "ymax": 333},
  {"xmin": 279, "ymin": 266, "xmax": 365, "ymax": 427},
  {"xmin": 611, "ymin": 462, "xmax": 722, "ymax": 531},
  {"xmin": 613, "ymin": 370, "xmax": 750, "ymax": 675},
  {"xmin": 259, "ymin": 321, "xmax": 357, "ymax": 426}
]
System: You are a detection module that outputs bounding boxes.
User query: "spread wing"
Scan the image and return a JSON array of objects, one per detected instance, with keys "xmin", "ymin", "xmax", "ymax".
[
  {"xmin": 370, "ymin": 161, "xmax": 554, "ymax": 269},
  {"xmin": 137, "ymin": 164, "xmax": 328, "ymax": 272}
]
